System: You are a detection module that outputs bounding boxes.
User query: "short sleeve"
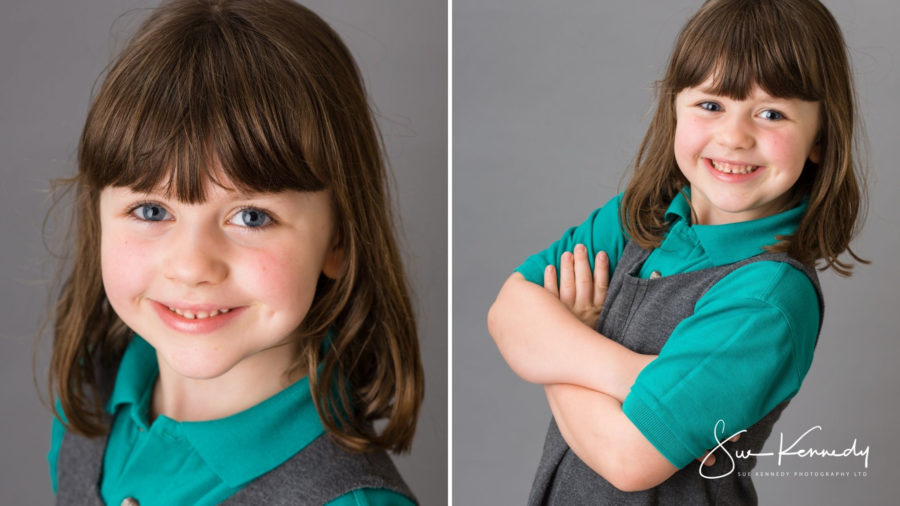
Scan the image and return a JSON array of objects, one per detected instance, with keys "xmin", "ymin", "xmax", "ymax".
[
  {"xmin": 325, "ymin": 487, "xmax": 417, "ymax": 506},
  {"xmin": 514, "ymin": 193, "xmax": 627, "ymax": 285},
  {"xmin": 622, "ymin": 261, "xmax": 821, "ymax": 468}
]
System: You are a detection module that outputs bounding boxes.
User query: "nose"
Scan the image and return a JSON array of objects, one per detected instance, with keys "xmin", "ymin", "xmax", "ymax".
[
  {"xmin": 716, "ymin": 114, "xmax": 755, "ymax": 150},
  {"xmin": 162, "ymin": 223, "xmax": 229, "ymax": 287}
]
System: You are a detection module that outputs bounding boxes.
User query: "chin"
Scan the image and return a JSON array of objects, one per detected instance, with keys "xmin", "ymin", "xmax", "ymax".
[
  {"xmin": 163, "ymin": 348, "xmax": 245, "ymax": 380},
  {"xmin": 713, "ymin": 199, "xmax": 755, "ymax": 214}
]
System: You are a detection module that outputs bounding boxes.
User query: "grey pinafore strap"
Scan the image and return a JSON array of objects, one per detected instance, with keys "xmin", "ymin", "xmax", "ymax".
[
  {"xmin": 56, "ymin": 352, "xmax": 118, "ymax": 506},
  {"xmin": 223, "ymin": 434, "xmax": 414, "ymax": 505},
  {"xmin": 56, "ymin": 427, "xmax": 108, "ymax": 505}
]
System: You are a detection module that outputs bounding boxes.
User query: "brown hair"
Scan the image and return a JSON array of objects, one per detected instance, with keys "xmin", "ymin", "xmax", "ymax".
[
  {"xmin": 49, "ymin": 0, "xmax": 422, "ymax": 453},
  {"xmin": 621, "ymin": 0, "xmax": 867, "ymax": 274}
]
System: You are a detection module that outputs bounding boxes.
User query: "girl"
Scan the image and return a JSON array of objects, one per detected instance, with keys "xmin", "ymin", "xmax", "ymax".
[
  {"xmin": 488, "ymin": 0, "xmax": 866, "ymax": 504},
  {"xmin": 46, "ymin": 0, "xmax": 423, "ymax": 504}
]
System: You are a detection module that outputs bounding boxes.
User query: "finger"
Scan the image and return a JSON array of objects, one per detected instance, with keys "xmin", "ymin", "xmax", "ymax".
[
  {"xmin": 729, "ymin": 434, "xmax": 741, "ymax": 443},
  {"xmin": 559, "ymin": 251, "xmax": 575, "ymax": 307},
  {"xmin": 696, "ymin": 451, "xmax": 716, "ymax": 466},
  {"xmin": 573, "ymin": 244, "xmax": 593, "ymax": 308},
  {"xmin": 593, "ymin": 251, "xmax": 609, "ymax": 306},
  {"xmin": 543, "ymin": 265, "xmax": 559, "ymax": 298}
]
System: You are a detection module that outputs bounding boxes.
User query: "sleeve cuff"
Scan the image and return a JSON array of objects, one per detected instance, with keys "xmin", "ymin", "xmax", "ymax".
[{"xmin": 623, "ymin": 391, "xmax": 697, "ymax": 469}]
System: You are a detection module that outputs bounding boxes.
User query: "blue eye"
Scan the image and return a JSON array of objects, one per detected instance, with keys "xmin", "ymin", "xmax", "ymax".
[
  {"xmin": 759, "ymin": 109, "xmax": 785, "ymax": 121},
  {"xmin": 698, "ymin": 101, "xmax": 722, "ymax": 112},
  {"xmin": 131, "ymin": 203, "xmax": 170, "ymax": 222},
  {"xmin": 230, "ymin": 208, "xmax": 274, "ymax": 228}
]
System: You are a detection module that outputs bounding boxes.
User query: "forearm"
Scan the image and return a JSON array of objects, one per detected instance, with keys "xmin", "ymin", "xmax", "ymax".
[
  {"xmin": 488, "ymin": 273, "xmax": 654, "ymax": 402},
  {"xmin": 545, "ymin": 383, "xmax": 677, "ymax": 492}
]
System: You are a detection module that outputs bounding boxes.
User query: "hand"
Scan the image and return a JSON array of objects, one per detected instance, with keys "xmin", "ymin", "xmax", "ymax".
[
  {"xmin": 697, "ymin": 433, "xmax": 742, "ymax": 466},
  {"xmin": 543, "ymin": 244, "xmax": 609, "ymax": 329}
]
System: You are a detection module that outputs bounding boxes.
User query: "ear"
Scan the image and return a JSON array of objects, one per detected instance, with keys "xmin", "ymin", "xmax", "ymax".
[
  {"xmin": 808, "ymin": 143, "xmax": 822, "ymax": 164},
  {"xmin": 322, "ymin": 242, "xmax": 344, "ymax": 279}
]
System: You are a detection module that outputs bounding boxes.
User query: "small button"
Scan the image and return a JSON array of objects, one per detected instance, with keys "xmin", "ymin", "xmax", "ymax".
[
  {"xmin": 649, "ymin": 271, "xmax": 661, "ymax": 279},
  {"xmin": 121, "ymin": 498, "xmax": 139, "ymax": 506}
]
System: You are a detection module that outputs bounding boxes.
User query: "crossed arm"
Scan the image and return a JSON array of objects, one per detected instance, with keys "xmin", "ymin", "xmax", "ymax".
[{"xmin": 488, "ymin": 245, "xmax": 730, "ymax": 491}]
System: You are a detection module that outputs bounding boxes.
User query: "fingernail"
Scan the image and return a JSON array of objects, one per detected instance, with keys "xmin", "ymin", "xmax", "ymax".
[
  {"xmin": 545, "ymin": 265, "xmax": 553, "ymax": 273},
  {"xmin": 576, "ymin": 244, "xmax": 585, "ymax": 252}
]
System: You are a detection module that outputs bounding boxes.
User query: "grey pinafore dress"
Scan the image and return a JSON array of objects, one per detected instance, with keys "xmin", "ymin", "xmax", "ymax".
[{"xmin": 528, "ymin": 240, "xmax": 823, "ymax": 506}]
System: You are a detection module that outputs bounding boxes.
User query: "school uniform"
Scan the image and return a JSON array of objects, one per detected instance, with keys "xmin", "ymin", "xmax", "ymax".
[
  {"xmin": 516, "ymin": 189, "xmax": 823, "ymax": 505},
  {"xmin": 49, "ymin": 336, "xmax": 415, "ymax": 506}
]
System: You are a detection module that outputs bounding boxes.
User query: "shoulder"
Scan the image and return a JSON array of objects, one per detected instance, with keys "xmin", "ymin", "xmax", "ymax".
[
  {"xmin": 572, "ymin": 192, "xmax": 624, "ymax": 232},
  {"xmin": 579, "ymin": 192, "xmax": 625, "ymax": 245},
  {"xmin": 568, "ymin": 192, "xmax": 628, "ymax": 272},
  {"xmin": 552, "ymin": 192, "xmax": 624, "ymax": 242},
  {"xmin": 591, "ymin": 192, "xmax": 624, "ymax": 227},
  {"xmin": 514, "ymin": 192, "xmax": 627, "ymax": 282},
  {"xmin": 326, "ymin": 488, "xmax": 417, "ymax": 506},
  {"xmin": 702, "ymin": 259, "xmax": 820, "ymax": 318},
  {"xmin": 699, "ymin": 259, "xmax": 821, "ymax": 373},
  {"xmin": 603, "ymin": 191, "xmax": 624, "ymax": 211}
]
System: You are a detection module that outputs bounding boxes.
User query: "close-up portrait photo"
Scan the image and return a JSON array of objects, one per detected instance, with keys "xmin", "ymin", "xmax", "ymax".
[{"xmin": 1, "ymin": 0, "xmax": 446, "ymax": 504}]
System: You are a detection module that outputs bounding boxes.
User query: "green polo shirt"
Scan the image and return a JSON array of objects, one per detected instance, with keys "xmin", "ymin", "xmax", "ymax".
[
  {"xmin": 48, "ymin": 336, "xmax": 414, "ymax": 506},
  {"xmin": 515, "ymin": 189, "xmax": 820, "ymax": 468}
]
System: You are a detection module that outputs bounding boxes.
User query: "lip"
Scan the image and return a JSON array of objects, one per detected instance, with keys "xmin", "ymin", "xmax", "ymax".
[
  {"xmin": 704, "ymin": 157, "xmax": 765, "ymax": 182},
  {"xmin": 151, "ymin": 300, "xmax": 246, "ymax": 334},
  {"xmin": 157, "ymin": 300, "xmax": 236, "ymax": 313}
]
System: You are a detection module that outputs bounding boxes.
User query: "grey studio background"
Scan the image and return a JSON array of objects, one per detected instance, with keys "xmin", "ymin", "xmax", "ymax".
[
  {"xmin": 454, "ymin": 1, "xmax": 899, "ymax": 505},
  {"xmin": 0, "ymin": 1, "xmax": 446, "ymax": 504}
]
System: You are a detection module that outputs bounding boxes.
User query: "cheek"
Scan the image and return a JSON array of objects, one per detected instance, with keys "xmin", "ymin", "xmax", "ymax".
[
  {"xmin": 674, "ymin": 118, "xmax": 707, "ymax": 159},
  {"xmin": 241, "ymin": 245, "xmax": 324, "ymax": 314},
  {"xmin": 101, "ymin": 229, "xmax": 155, "ymax": 305},
  {"xmin": 675, "ymin": 116, "xmax": 706, "ymax": 146},
  {"xmin": 761, "ymin": 132, "xmax": 805, "ymax": 166}
]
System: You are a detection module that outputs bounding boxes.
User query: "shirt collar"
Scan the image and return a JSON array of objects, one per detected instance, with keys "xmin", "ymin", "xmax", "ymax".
[
  {"xmin": 107, "ymin": 335, "xmax": 326, "ymax": 487},
  {"xmin": 664, "ymin": 187, "xmax": 808, "ymax": 266},
  {"xmin": 106, "ymin": 335, "xmax": 157, "ymax": 429},
  {"xmin": 180, "ymin": 371, "xmax": 325, "ymax": 487}
]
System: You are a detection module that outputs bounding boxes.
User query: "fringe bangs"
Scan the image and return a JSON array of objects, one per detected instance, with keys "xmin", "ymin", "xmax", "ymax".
[
  {"xmin": 79, "ymin": 0, "xmax": 331, "ymax": 201},
  {"xmin": 668, "ymin": 0, "xmax": 830, "ymax": 102}
]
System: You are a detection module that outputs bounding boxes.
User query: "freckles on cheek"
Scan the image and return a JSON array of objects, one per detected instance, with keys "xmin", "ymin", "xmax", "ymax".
[{"xmin": 250, "ymin": 249, "xmax": 319, "ymax": 310}]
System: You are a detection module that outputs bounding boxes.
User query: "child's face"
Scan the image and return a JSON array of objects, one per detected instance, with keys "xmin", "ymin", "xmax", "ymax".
[
  {"xmin": 98, "ymin": 176, "xmax": 341, "ymax": 382},
  {"xmin": 673, "ymin": 79, "xmax": 822, "ymax": 225}
]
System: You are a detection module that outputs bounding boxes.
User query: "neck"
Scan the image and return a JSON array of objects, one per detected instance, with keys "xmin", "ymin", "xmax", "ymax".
[{"xmin": 151, "ymin": 342, "xmax": 305, "ymax": 422}]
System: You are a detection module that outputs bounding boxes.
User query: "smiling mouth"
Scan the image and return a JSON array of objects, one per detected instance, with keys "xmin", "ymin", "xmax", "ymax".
[
  {"xmin": 709, "ymin": 159, "xmax": 761, "ymax": 175},
  {"xmin": 165, "ymin": 306, "xmax": 233, "ymax": 320}
]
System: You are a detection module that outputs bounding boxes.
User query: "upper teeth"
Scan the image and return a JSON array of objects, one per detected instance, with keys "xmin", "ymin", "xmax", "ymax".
[
  {"xmin": 711, "ymin": 160, "xmax": 758, "ymax": 174},
  {"xmin": 167, "ymin": 307, "xmax": 231, "ymax": 319}
]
